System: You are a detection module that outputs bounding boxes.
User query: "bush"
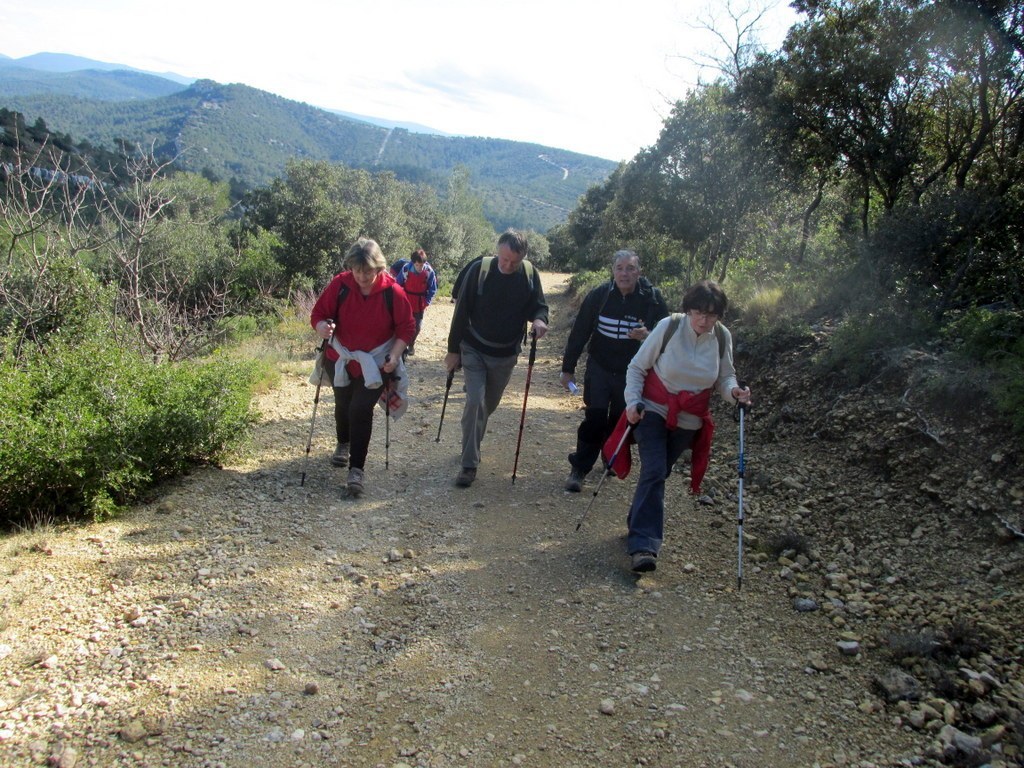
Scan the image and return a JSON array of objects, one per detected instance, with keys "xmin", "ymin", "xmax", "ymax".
[
  {"xmin": 943, "ymin": 306, "xmax": 1024, "ymax": 363},
  {"xmin": 0, "ymin": 333, "xmax": 260, "ymax": 524},
  {"xmin": 817, "ymin": 306, "xmax": 935, "ymax": 384},
  {"xmin": 944, "ymin": 308, "xmax": 1024, "ymax": 432},
  {"xmin": 566, "ymin": 269, "xmax": 608, "ymax": 302}
]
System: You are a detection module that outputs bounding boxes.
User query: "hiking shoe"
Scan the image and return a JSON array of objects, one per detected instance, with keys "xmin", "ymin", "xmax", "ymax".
[
  {"xmin": 564, "ymin": 467, "xmax": 586, "ymax": 492},
  {"xmin": 346, "ymin": 467, "xmax": 365, "ymax": 496},
  {"xmin": 331, "ymin": 442, "xmax": 349, "ymax": 468},
  {"xmin": 455, "ymin": 467, "xmax": 477, "ymax": 487},
  {"xmin": 630, "ymin": 551, "xmax": 657, "ymax": 573}
]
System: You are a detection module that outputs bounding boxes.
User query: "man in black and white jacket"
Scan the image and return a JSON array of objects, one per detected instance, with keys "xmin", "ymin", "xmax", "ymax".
[{"xmin": 560, "ymin": 250, "xmax": 668, "ymax": 492}]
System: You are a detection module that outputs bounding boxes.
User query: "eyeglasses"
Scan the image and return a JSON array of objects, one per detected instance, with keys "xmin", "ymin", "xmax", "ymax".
[{"xmin": 688, "ymin": 309, "xmax": 719, "ymax": 321}]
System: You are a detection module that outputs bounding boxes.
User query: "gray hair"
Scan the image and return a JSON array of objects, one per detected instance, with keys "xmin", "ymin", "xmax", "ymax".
[{"xmin": 612, "ymin": 249, "xmax": 639, "ymax": 266}]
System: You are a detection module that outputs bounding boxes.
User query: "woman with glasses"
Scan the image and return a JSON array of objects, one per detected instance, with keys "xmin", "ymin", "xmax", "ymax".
[
  {"xmin": 311, "ymin": 238, "xmax": 416, "ymax": 497},
  {"xmin": 620, "ymin": 279, "xmax": 752, "ymax": 573}
]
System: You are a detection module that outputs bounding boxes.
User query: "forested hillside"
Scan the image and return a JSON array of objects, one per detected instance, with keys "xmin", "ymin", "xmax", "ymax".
[{"xmin": 0, "ymin": 79, "xmax": 616, "ymax": 232}]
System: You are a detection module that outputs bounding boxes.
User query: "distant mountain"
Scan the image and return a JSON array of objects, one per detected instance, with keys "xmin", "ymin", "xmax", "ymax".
[
  {"xmin": 6, "ymin": 52, "xmax": 193, "ymax": 85},
  {"xmin": 0, "ymin": 61, "xmax": 186, "ymax": 101},
  {"xmin": 1, "ymin": 79, "xmax": 617, "ymax": 232}
]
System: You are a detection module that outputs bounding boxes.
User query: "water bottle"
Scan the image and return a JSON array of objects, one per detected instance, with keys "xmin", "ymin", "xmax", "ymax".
[{"xmin": 567, "ymin": 381, "xmax": 580, "ymax": 395}]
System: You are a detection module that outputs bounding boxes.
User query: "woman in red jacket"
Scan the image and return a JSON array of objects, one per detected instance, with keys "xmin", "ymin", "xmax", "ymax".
[
  {"xmin": 310, "ymin": 238, "xmax": 416, "ymax": 496},
  {"xmin": 396, "ymin": 248, "xmax": 438, "ymax": 356}
]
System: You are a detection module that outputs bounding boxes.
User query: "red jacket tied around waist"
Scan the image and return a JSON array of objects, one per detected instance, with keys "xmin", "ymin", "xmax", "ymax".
[{"xmin": 602, "ymin": 370, "xmax": 715, "ymax": 494}]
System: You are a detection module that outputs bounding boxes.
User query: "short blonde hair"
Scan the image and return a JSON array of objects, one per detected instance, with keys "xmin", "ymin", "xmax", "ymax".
[{"xmin": 345, "ymin": 238, "xmax": 386, "ymax": 272}]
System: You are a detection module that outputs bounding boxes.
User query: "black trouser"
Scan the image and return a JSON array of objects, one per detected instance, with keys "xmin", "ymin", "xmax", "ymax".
[
  {"xmin": 324, "ymin": 359, "xmax": 383, "ymax": 471},
  {"xmin": 569, "ymin": 359, "xmax": 627, "ymax": 474},
  {"xmin": 410, "ymin": 311, "xmax": 424, "ymax": 349}
]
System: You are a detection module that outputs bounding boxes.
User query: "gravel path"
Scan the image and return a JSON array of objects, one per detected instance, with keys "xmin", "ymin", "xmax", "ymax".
[{"xmin": 2, "ymin": 274, "xmax": 1021, "ymax": 768}]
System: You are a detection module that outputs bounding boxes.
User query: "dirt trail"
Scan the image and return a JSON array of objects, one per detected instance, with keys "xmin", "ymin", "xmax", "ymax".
[{"xmin": 2, "ymin": 272, "xmax": 1009, "ymax": 768}]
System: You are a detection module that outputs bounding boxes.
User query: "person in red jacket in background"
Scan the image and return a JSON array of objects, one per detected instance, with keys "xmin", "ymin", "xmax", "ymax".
[
  {"xmin": 310, "ymin": 238, "xmax": 416, "ymax": 497},
  {"xmin": 395, "ymin": 248, "xmax": 438, "ymax": 356}
]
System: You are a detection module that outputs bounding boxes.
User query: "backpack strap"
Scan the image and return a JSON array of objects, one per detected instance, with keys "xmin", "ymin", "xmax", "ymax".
[
  {"xmin": 659, "ymin": 313, "xmax": 682, "ymax": 358},
  {"xmin": 656, "ymin": 314, "xmax": 725, "ymax": 360}
]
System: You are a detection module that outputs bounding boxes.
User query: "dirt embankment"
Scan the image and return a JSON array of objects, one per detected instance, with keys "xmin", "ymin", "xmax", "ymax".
[{"xmin": 1, "ymin": 272, "xmax": 1022, "ymax": 768}]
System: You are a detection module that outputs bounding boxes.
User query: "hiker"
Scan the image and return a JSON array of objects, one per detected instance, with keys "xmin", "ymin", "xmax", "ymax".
[
  {"xmin": 310, "ymin": 238, "xmax": 416, "ymax": 497},
  {"xmin": 389, "ymin": 257, "xmax": 410, "ymax": 278},
  {"xmin": 560, "ymin": 249, "xmax": 668, "ymax": 492},
  {"xmin": 620, "ymin": 279, "xmax": 751, "ymax": 573},
  {"xmin": 395, "ymin": 248, "xmax": 438, "ymax": 356},
  {"xmin": 444, "ymin": 229, "xmax": 549, "ymax": 487}
]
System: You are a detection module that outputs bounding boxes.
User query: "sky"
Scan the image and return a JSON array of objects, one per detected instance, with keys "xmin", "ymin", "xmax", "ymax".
[{"xmin": 0, "ymin": 0, "xmax": 800, "ymax": 162}]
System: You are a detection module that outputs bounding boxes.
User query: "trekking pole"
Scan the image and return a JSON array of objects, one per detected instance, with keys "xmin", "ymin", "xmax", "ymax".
[
  {"xmin": 435, "ymin": 368, "xmax": 456, "ymax": 442},
  {"xmin": 511, "ymin": 331, "xmax": 538, "ymax": 484},
  {"xmin": 736, "ymin": 381, "xmax": 750, "ymax": 590},
  {"xmin": 575, "ymin": 404, "xmax": 644, "ymax": 531},
  {"xmin": 301, "ymin": 330, "xmax": 334, "ymax": 487},
  {"xmin": 380, "ymin": 354, "xmax": 396, "ymax": 470}
]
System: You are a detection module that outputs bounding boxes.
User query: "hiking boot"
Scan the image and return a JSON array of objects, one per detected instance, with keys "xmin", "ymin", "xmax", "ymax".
[
  {"xmin": 564, "ymin": 467, "xmax": 586, "ymax": 492},
  {"xmin": 630, "ymin": 551, "xmax": 657, "ymax": 573},
  {"xmin": 455, "ymin": 467, "xmax": 477, "ymax": 487},
  {"xmin": 346, "ymin": 467, "xmax": 365, "ymax": 496},
  {"xmin": 331, "ymin": 442, "xmax": 349, "ymax": 468}
]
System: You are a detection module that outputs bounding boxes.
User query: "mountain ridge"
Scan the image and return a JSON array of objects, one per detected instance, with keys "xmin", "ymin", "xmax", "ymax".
[{"xmin": 0, "ymin": 63, "xmax": 617, "ymax": 231}]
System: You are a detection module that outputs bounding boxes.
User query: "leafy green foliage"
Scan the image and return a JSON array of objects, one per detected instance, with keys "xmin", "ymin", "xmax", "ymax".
[
  {"xmin": 944, "ymin": 307, "xmax": 1024, "ymax": 363},
  {"xmin": 944, "ymin": 307, "xmax": 1024, "ymax": 433},
  {"xmin": 0, "ymin": 332, "xmax": 260, "ymax": 524},
  {"xmin": 244, "ymin": 159, "xmax": 497, "ymax": 287},
  {"xmin": 816, "ymin": 305, "xmax": 935, "ymax": 384}
]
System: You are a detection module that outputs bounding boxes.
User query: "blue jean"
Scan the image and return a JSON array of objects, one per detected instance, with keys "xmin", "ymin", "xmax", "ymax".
[
  {"xmin": 626, "ymin": 412, "xmax": 697, "ymax": 556},
  {"xmin": 459, "ymin": 343, "xmax": 518, "ymax": 469}
]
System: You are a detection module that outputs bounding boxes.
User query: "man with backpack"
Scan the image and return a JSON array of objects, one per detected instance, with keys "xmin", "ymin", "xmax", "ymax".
[
  {"xmin": 395, "ymin": 248, "xmax": 437, "ymax": 356},
  {"xmin": 444, "ymin": 229, "xmax": 549, "ymax": 487},
  {"xmin": 560, "ymin": 250, "xmax": 668, "ymax": 492}
]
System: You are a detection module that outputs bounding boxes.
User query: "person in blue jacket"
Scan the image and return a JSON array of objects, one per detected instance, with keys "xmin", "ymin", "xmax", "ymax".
[{"xmin": 395, "ymin": 248, "xmax": 438, "ymax": 355}]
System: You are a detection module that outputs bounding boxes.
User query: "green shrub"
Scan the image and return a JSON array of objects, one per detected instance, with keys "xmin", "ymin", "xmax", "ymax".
[
  {"xmin": 996, "ymin": 353, "xmax": 1024, "ymax": 434},
  {"xmin": 943, "ymin": 307, "xmax": 1024, "ymax": 363},
  {"xmin": 740, "ymin": 286, "xmax": 787, "ymax": 325},
  {"xmin": 817, "ymin": 306, "xmax": 935, "ymax": 384},
  {"xmin": 566, "ymin": 269, "xmax": 608, "ymax": 302},
  {"xmin": 942, "ymin": 308, "xmax": 1024, "ymax": 432},
  {"xmin": 0, "ymin": 334, "xmax": 260, "ymax": 524}
]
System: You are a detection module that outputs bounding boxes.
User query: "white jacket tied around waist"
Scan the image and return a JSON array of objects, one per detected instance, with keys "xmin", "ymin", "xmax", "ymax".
[{"xmin": 309, "ymin": 337, "xmax": 409, "ymax": 419}]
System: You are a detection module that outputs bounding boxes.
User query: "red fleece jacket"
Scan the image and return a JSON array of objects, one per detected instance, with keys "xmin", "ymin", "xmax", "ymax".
[
  {"xmin": 602, "ymin": 370, "xmax": 715, "ymax": 494},
  {"xmin": 310, "ymin": 271, "xmax": 416, "ymax": 378}
]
